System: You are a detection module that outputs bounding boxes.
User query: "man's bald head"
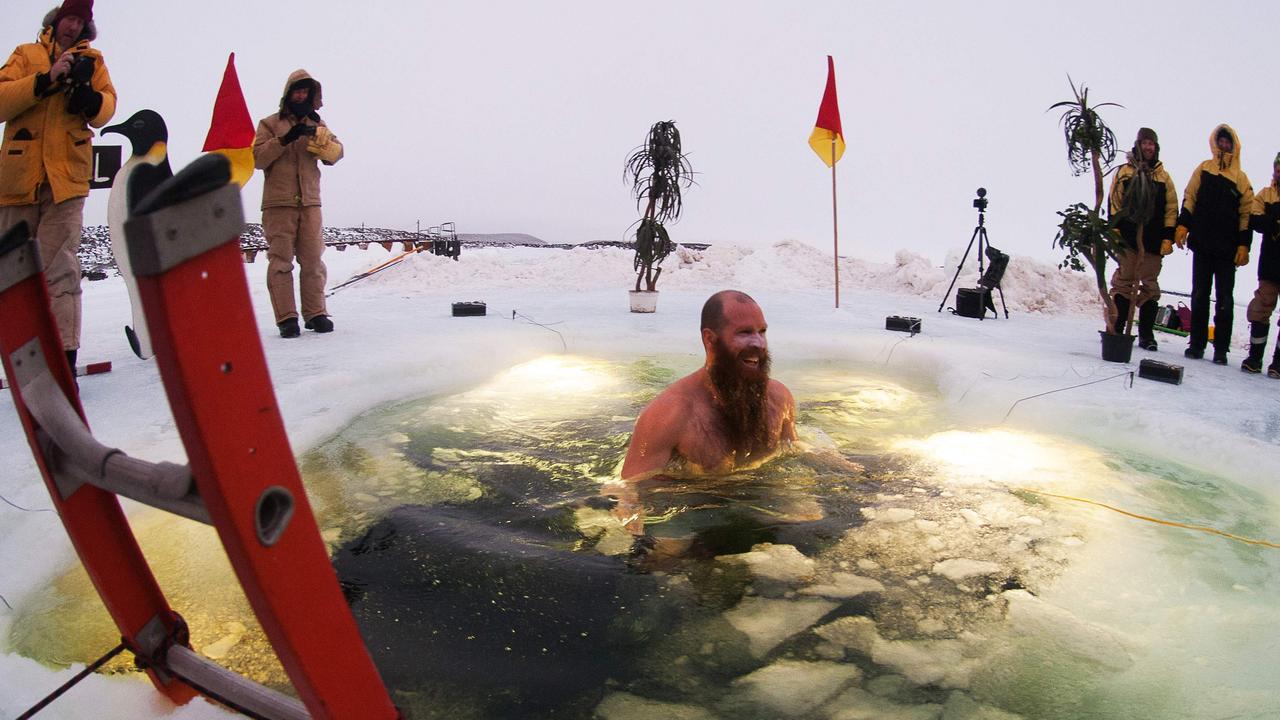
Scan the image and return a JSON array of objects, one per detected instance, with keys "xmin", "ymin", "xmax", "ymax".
[{"xmin": 701, "ymin": 290, "xmax": 758, "ymax": 332}]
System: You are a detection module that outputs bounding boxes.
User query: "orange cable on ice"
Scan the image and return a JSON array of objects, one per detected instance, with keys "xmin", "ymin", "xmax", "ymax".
[{"xmin": 1018, "ymin": 488, "xmax": 1280, "ymax": 549}]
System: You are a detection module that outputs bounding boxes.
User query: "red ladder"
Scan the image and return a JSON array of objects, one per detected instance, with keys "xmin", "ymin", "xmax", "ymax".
[{"xmin": 0, "ymin": 156, "xmax": 399, "ymax": 720}]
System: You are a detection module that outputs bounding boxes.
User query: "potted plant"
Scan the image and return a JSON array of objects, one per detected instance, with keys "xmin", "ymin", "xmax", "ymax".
[
  {"xmin": 1050, "ymin": 79, "xmax": 1131, "ymax": 362},
  {"xmin": 624, "ymin": 120, "xmax": 693, "ymax": 313}
]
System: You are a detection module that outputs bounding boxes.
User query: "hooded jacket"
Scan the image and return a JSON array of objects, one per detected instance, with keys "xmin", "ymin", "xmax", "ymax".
[
  {"xmin": 1107, "ymin": 150, "xmax": 1177, "ymax": 254},
  {"xmin": 1177, "ymin": 124, "xmax": 1254, "ymax": 255},
  {"xmin": 0, "ymin": 10, "xmax": 117, "ymax": 205},
  {"xmin": 1250, "ymin": 175, "xmax": 1280, "ymax": 283},
  {"xmin": 252, "ymin": 69, "xmax": 343, "ymax": 210}
]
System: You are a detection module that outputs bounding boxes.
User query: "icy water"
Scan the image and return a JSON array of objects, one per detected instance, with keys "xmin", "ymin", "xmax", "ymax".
[{"xmin": 8, "ymin": 355, "xmax": 1280, "ymax": 719}]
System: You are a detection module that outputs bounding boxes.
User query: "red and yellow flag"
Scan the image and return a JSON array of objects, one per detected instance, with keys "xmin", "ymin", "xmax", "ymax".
[
  {"xmin": 808, "ymin": 55, "xmax": 845, "ymax": 167},
  {"xmin": 202, "ymin": 52, "xmax": 256, "ymax": 187}
]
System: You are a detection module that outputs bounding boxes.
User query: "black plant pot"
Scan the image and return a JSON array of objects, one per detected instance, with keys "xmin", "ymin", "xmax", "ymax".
[{"xmin": 1099, "ymin": 331, "xmax": 1136, "ymax": 363}]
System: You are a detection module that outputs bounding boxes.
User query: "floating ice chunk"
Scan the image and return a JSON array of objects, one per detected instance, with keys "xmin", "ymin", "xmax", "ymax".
[
  {"xmin": 871, "ymin": 637, "xmax": 979, "ymax": 688},
  {"xmin": 595, "ymin": 692, "xmax": 719, "ymax": 720},
  {"xmin": 880, "ymin": 508, "xmax": 918, "ymax": 523},
  {"xmin": 815, "ymin": 615, "xmax": 879, "ymax": 655},
  {"xmin": 915, "ymin": 518, "xmax": 941, "ymax": 533},
  {"xmin": 1002, "ymin": 590, "xmax": 1133, "ymax": 671},
  {"xmin": 799, "ymin": 572, "xmax": 886, "ymax": 599},
  {"xmin": 826, "ymin": 686, "xmax": 944, "ymax": 720},
  {"xmin": 722, "ymin": 659, "xmax": 861, "ymax": 718},
  {"xmin": 857, "ymin": 559, "xmax": 881, "ymax": 572},
  {"xmin": 958, "ymin": 509, "xmax": 986, "ymax": 526},
  {"xmin": 200, "ymin": 621, "xmax": 246, "ymax": 660},
  {"xmin": 716, "ymin": 543, "xmax": 815, "ymax": 583},
  {"xmin": 933, "ymin": 559, "xmax": 1001, "ymax": 581},
  {"xmin": 942, "ymin": 690, "xmax": 1024, "ymax": 719},
  {"xmin": 725, "ymin": 596, "xmax": 839, "ymax": 657}
]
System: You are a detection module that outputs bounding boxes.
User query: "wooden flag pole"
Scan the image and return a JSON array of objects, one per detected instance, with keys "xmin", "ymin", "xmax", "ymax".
[{"xmin": 831, "ymin": 136, "xmax": 839, "ymax": 308}]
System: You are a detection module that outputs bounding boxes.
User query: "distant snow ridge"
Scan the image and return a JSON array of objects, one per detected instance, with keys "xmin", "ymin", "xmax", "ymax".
[{"xmin": 363, "ymin": 239, "xmax": 1099, "ymax": 316}]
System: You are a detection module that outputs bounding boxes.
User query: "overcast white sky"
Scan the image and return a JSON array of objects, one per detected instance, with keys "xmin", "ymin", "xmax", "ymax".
[{"xmin": 6, "ymin": 0, "xmax": 1280, "ymax": 280}]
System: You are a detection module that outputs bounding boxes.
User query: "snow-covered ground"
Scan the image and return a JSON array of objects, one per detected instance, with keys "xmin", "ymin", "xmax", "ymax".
[{"xmin": 1, "ymin": 240, "xmax": 1278, "ymax": 719}]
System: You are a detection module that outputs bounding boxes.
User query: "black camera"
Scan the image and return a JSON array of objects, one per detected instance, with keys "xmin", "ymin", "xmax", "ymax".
[{"xmin": 972, "ymin": 187, "xmax": 988, "ymax": 211}]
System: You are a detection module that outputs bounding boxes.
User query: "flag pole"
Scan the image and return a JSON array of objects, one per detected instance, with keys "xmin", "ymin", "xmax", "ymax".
[{"xmin": 831, "ymin": 136, "xmax": 839, "ymax": 308}]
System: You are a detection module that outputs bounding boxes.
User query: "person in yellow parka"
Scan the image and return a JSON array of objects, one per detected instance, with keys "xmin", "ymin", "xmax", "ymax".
[
  {"xmin": 252, "ymin": 69, "xmax": 343, "ymax": 339},
  {"xmin": 1174, "ymin": 124, "xmax": 1254, "ymax": 364},
  {"xmin": 1107, "ymin": 127, "xmax": 1178, "ymax": 351},
  {"xmin": 0, "ymin": 0, "xmax": 116, "ymax": 370}
]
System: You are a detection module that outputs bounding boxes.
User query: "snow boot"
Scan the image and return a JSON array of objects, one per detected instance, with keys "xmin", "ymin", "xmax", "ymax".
[
  {"xmin": 1269, "ymin": 346, "xmax": 1280, "ymax": 379},
  {"xmin": 1137, "ymin": 300, "xmax": 1158, "ymax": 351},
  {"xmin": 1241, "ymin": 322, "xmax": 1268, "ymax": 374},
  {"xmin": 278, "ymin": 318, "xmax": 301, "ymax": 338},
  {"xmin": 1184, "ymin": 346, "xmax": 1204, "ymax": 360},
  {"xmin": 1212, "ymin": 347, "xmax": 1229, "ymax": 365},
  {"xmin": 304, "ymin": 315, "xmax": 334, "ymax": 333},
  {"xmin": 1112, "ymin": 294, "xmax": 1131, "ymax": 335}
]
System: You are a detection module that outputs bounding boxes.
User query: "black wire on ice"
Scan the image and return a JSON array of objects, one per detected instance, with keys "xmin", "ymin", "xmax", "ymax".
[
  {"xmin": 512, "ymin": 311, "xmax": 567, "ymax": 352},
  {"xmin": 0, "ymin": 491, "xmax": 52, "ymax": 513},
  {"xmin": 0, "ymin": 592, "xmax": 11, "ymax": 610},
  {"xmin": 1002, "ymin": 371, "xmax": 1134, "ymax": 423}
]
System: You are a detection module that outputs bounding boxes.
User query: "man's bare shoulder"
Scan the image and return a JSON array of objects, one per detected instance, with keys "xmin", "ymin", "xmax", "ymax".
[
  {"xmin": 767, "ymin": 378, "xmax": 795, "ymax": 404},
  {"xmin": 639, "ymin": 370, "xmax": 707, "ymax": 422}
]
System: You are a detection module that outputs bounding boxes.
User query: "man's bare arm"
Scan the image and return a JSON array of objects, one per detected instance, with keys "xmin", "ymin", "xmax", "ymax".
[{"xmin": 621, "ymin": 393, "xmax": 684, "ymax": 481}]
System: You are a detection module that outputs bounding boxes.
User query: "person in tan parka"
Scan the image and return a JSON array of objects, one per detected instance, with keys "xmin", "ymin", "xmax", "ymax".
[
  {"xmin": 0, "ymin": 0, "xmax": 117, "ymax": 368},
  {"xmin": 252, "ymin": 69, "xmax": 342, "ymax": 338},
  {"xmin": 1174, "ymin": 124, "xmax": 1254, "ymax": 364}
]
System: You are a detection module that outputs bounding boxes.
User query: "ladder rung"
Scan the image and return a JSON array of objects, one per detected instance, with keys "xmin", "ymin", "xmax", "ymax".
[{"xmin": 168, "ymin": 645, "xmax": 311, "ymax": 720}]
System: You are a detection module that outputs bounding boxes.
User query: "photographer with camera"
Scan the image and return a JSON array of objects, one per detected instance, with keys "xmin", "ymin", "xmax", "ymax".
[
  {"xmin": 1107, "ymin": 127, "xmax": 1178, "ymax": 351},
  {"xmin": 0, "ymin": 0, "xmax": 116, "ymax": 371},
  {"xmin": 253, "ymin": 69, "xmax": 343, "ymax": 339}
]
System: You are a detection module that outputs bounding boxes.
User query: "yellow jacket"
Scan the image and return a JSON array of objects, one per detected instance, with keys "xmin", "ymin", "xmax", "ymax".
[
  {"xmin": 0, "ymin": 26, "xmax": 117, "ymax": 205},
  {"xmin": 1107, "ymin": 157, "xmax": 1177, "ymax": 253},
  {"xmin": 1177, "ymin": 124, "xmax": 1253, "ymax": 253}
]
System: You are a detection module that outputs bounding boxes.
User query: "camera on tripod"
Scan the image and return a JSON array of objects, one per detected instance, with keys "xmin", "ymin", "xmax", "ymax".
[
  {"xmin": 938, "ymin": 186, "xmax": 1008, "ymax": 319},
  {"xmin": 972, "ymin": 187, "xmax": 988, "ymax": 212}
]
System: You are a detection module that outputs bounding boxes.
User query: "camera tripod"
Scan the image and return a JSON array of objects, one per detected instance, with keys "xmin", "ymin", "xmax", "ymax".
[{"xmin": 937, "ymin": 192, "xmax": 1009, "ymax": 318}]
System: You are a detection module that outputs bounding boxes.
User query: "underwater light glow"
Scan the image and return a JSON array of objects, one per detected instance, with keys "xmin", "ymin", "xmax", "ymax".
[
  {"xmin": 895, "ymin": 429, "xmax": 1111, "ymax": 489},
  {"xmin": 469, "ymin": 355, "xmax": 624, "ymax": 406}
]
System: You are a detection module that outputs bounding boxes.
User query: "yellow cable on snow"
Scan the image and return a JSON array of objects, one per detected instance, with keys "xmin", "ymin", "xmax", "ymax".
[{"xmin": 1017, "ymin": 488, "xmax": 1280, "ymax": 549}]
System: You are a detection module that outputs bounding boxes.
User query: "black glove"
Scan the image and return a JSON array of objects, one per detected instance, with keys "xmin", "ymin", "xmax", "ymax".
[
  {"xmin": 280, "ymin": 123, "xmax": 316, "ymax": 145},
  {"xmin": 65, "ymin": 83, "xmax": 102, "ymax": 117},
  {"xmin": 67, "ymin": 55, "xmax": 95, "ymax": 86},
  {"xmin": 34, "ymin": 72, "xmax": 54, "ymax": 97}
]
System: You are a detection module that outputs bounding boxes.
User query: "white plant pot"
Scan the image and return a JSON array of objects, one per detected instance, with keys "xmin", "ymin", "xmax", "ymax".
[{"xmin": 629, "ymin": 290, "xmax": 658, "ymax": 313}]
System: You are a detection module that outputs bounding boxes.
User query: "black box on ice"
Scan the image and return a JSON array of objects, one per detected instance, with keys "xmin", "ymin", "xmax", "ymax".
[
  {"xmin": 451, "ymin": 302, "xmax": 486, "ymax": 317},
  {"xmin": 886, "ymin": 316, "xmax": 922, "ymax": 333},
  {"xmin": 955, "ymin": 287, "xmax": 989, "ymax": 318},
  {"xmin": 1138, "ymin": 358, "xmax": 1183, "ymax": 385}
]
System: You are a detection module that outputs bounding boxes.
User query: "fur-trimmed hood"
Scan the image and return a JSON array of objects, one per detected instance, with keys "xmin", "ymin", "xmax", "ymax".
[{"xmin": 41, "ymin": 6, "xmax": 97, "ymax": 44}]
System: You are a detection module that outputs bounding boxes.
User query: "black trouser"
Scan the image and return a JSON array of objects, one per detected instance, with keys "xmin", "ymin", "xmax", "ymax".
[{"xmin": 1189, "ymin": 250, "xmax": 1237, "ymax": 352}]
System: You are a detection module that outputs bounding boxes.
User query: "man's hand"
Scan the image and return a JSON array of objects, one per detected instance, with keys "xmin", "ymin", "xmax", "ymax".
[
  {"xmin": 65, "ymin": 83, "xmax": 101, "ymax": 117},
  {"xmin": 1174, "ymin": 225, "xmax": 1188, "ymax": 249},
  {"xmin": 280, "ymin": 123, "xmax": 316, "ymax": 145},
  {"xmin": 1160, "ymin": 239, "xmax": 1174, "ymax": 256},
  {"xmin": 1235, "ymin": 246, "xmax": 1249, "ymax": 267},
  {"xmin": 49, "ymin": 51, "xmax": 75, "ymax": 83}
]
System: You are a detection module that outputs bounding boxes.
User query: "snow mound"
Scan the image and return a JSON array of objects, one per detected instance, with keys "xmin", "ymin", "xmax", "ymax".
[{"xmin": 362, "ymin": 241, "xmax": 1101, "ymax": 316}]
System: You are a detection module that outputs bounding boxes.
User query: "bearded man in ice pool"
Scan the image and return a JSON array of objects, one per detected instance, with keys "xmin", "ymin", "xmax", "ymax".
[{"xmin": 621, "ymin": 290, "xmax": 798, "ymax": 481}]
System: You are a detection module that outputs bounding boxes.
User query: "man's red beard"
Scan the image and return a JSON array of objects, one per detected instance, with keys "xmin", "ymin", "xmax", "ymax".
[{"xmin": 707, "ymin": 337, "xmax": 772, "ymax": 458}]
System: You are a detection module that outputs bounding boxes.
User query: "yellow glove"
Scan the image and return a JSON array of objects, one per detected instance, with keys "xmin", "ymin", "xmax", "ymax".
[
  {"xmin": 1174, "ymin": 225, "xmax": 1188, "ymax": 248},
  {"xmin": 1160, "ymin": 239, "xmax": 1173, "ymax": 256},
  {"xmin": 1235, "ymin": 246, "xmax": 1249, "ymax": 267}
]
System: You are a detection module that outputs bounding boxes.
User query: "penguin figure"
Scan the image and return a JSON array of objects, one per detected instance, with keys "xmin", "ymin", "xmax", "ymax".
[{"xmin": 102, "ymin": 109, "xmax": 171, "ymax": 360}]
